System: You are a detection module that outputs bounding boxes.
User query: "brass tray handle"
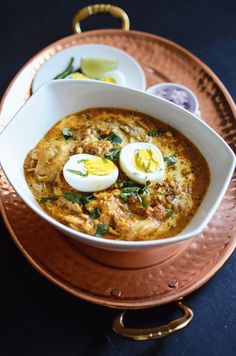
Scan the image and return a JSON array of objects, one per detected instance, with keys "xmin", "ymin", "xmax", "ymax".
[
  {"xmin": 72, "ymin": 4, "xmax": 130, "ymax": 33},
  {"xmin": 113, "ymin": 301, "xmax": 193, "ymax": 341}
]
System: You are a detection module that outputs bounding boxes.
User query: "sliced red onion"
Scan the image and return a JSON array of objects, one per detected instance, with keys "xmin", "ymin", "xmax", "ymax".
[{"xmin": 147, "ymin": 83, "xmax": 199, "ymax": 114}]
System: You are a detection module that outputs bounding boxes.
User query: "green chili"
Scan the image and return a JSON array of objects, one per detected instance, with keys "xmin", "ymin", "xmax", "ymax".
[{"xmin": 54, "ymin": 57, "xmax": 74, "ymax": 79}]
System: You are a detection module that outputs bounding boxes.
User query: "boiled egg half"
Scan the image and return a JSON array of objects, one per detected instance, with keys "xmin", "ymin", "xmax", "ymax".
[
  {"xmin": 99, "ymin": 70, "xmax": 126, "ymax": 86},
  {"xmin": 63, "ymin": 154, "xmax": 119, "ymax": 192},
  {"xmin": 66, "ymin": 70, "xmax": 126, "ymax": 86},
  {"xmin": 119, "ymin": 142, "xmax": 165, "ymax": 185}
]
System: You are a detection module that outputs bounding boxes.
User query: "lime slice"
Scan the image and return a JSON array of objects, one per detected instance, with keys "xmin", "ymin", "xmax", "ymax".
[{"xmin": 81, "ymin": 58, "xmax": 118, "ymax": 78}]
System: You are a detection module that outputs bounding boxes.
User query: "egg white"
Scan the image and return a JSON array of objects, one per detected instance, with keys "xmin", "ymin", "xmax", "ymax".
[
  {"xmin": 119, "ymin": 142, "xmax": 165, "ymax": 185},
  {"xmin": 63, "ymin": 154, "xmax": 119, "ymax": 192}
]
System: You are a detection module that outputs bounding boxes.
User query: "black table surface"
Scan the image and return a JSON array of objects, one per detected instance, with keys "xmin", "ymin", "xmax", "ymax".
[{"xmin": 0, "ymin": 1, "xmax": 236, "ymax": 355}]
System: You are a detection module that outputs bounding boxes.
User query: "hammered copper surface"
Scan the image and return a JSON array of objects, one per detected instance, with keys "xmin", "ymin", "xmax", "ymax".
[
  {"xmin": 0, "ymin": 29, "xmax": 236, "ymax": 309},
  {"xmin": 1, "ymin": 170, "xmax": 236, "ymax": 308}
]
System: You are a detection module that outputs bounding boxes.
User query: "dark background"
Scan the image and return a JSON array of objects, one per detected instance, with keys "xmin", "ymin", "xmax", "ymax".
[{"xmin": 0, "ymin": 1, "xmax": 236, "ymax": 355}]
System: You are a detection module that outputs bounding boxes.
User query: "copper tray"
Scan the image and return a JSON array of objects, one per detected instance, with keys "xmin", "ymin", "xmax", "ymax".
[{"xmin": 1, "ymin": 4, "xmax": 236, "ymax": 340}]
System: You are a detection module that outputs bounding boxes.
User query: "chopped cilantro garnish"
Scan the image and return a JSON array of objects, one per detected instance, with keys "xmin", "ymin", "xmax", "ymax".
[
  {"xmin": 140, "ymin": 185, "xmax": 149, "ymax": 196},
  {"xmin": 119, "ymin": 192, "xmax": 129, "ymax": 203},
  {"xmin": 90, "ymin": 207, "xmax": 101, "ymax": 219},
  {"xmin": 105, "ymin": 148, "xmax": 121, "ymax": 161},
  {"xmin": 99, "ymin": 131, "xmax": 122, "ymax": 145},
  {"xmin": 119, "ymin": 185, "xmax": 141, "ymax": 202},
  {"xmin": 40, "ymin": 196, "xmax": 58, "ymax": 203},
  {"xmin": 140, "ymin": 194, "xmax": 150, "ymax": 208},
  {"xmin": 98, "ymin": 134, "xmax": 108, "ymax": 140},
  {"xmin": 121, "ymin": 186, "xmax": 141, "ymax": 195},
  {"xmin": 67, "ymin": 169, "xmax": 88, "ymax": 177},
  {"xmin": 79, "ymin": 194, "xmax": 94, "ymax": 205},
  {"xmin": 119, "ymin": 180, "xmax": 151, "ymax": 205},
  {"xmin": 165, "ymin": 208, "xmax": 174, "ymax": 218},
  {"xmin": 62, "ymin": 127, "xmax": 73, "ymax": 140},
  {"xmin": 64, "ymin": 191, "xmax": 81, "ymax": 204},
  {"xmin": 119, "ymin": 190, "xmax": 138, "ymax": 202},
  {"xmin": 148, "ymin": 128, "xmax": 167, "ymax": 137},
  {"xmin": 164, "ymin": 155, "xmax": 177, "ymax": 167},
  {"xmin": 107, "ymin": 132, "xmax": 122, "ymax": 144},
  {"xmin": 117, "ymin": 180, "xmax": 142, "ymax": 188},
  {"xmin": 95, "ymin": 223, "xmax": 109, "ymax": 237},
  {"xmin": 64, "ymin": 192, "xmax": 93, "ymax": 204},
  {"xmin": 119, "ymin": 186, "xmax": 140, "ymax": 202}
]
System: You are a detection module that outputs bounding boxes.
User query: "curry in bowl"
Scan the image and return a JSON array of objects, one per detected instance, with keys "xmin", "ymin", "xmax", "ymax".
[{"xmin": 24, "ymin": 108, "xmax": 210, "ymax": 241}]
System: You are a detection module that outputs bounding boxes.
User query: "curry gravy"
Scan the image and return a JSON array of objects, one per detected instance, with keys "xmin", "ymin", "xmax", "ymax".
[{"xmin": 24, "ymin": 108, "xmax": 210, "ymax": 241}]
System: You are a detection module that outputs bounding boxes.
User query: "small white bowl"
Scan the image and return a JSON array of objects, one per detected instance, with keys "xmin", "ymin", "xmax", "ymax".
[
  {"xmin": 32, "ymin": 44, "xmax": 146, "ymax": 92},
  {"xmin": 0, "ymin": 80, "xmax": 235, "ymax": 252},
  {"xmin": 147, "ymin": 82, "xmax": 199, "ymax": 114}
]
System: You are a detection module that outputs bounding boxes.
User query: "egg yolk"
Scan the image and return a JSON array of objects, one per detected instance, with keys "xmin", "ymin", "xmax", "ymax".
[
  {"xmin": 84, "ymin": 157, "xmax": 115, "ymax": 176},
  {"xmin": 100, "ymin": 77, "xmax": 116, "ymax": 83},
  {"xmin": 134, "ymin": 148, "xmax": 160, "ymax": 172}
]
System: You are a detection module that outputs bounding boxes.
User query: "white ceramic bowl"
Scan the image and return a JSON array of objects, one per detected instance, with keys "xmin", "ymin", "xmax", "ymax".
[
  {"xmin": 0, "ymin": 80, "xmax": 235, "ymax": 252},
  {"xmin": 32, "ymin": 44, "xmax": 146, "ymax": 92},
  {"xmin": 147, "ymin": 82, "xmax": 199, "ymax": 114}
]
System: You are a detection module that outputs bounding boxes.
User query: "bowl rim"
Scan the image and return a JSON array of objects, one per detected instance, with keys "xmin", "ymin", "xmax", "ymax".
[{"xmin": 0, "ymin": 79, "xmax": 235, "ymax": 249}]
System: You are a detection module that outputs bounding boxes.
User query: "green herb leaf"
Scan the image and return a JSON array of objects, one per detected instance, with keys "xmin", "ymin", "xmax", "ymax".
[
  {"xmin": 64, "ymin": 191, "xmax": 81, "ymax": 204},
  {"xmin": 40, "ymin": 196, "xmax": 58, "ymax": 203},
  {"xmin": 67, "ymin": 169, "xmax": 88, "ymax": 177},
  {"xmin": 99, "ymin": 131, "xmax": 122, "ymax": 145},
  {"xmin": 139, "ymin": 180, "xmax": 150, "ymax": 194},
  {"xmin": 165, "ymin": 208, "xmax": 174, "ymax": 218},
  {"xmin": 139, "ymin": 194, "xmax": 150, "ymax": 208},
  {"xmin": 54, "ymin": 57, "xmax": 74, "ymax": 79},
  {"xmin": 148, "ymin": 128, "xmax": 167, "ymax": 137},
  {"xmin": 62, "ymin": 127, "xmax": 73, "ymax": 140},
  {"xmin": 121, "ymin": 186, "xmax": 141, "ymax": 195},
  {"xmin": 119, "ymin": 192, "xmax": 129, "ymax": 203},
  {"xmin": 117, "ymin": 180, "xmax": 142, "ymax": 188},
  {"xmin": 118, "ymin": 180, "xmax": 151, "ymax": 205},
  {"xmin": 119, "ymin": 186, "xmax": 142, "ymax": 202},
  {"xmin": 107, "ymin": 132, "xmax": 122, "ymax": 144},
  {"xmin": 140, "ymin": 186, "xmax": 149, "ymax": 196},
  {"xmin": 79, "ymin": 194, "xmax": 94, "ymax": 205},
  {"xmin": 98, "ymin": 134, "xmax": 108, "ymax": 140},
  {"xmin": 95, "ymin": 223, "xmax": 109, "ymax": 237},
  {"xmin": 164, "ymin": 155, "xmax": 177, "ymax": 167},
  {"xmin": 105, "ymin": 148, "xmax": 121, "ymax": 161},
  {"xmin": 90, "ymin": 207, "xmax": 101, "ymax": 219},
  {"xmin": 64, "ymin": 192, "xmax": 93, "ymax": 205},
  {"xmin": 138, "ymin": 182, "xmax": 151, "ymax": 206}
]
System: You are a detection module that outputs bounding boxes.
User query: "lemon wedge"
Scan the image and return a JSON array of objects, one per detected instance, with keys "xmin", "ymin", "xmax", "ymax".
[{"xmin": 81, "ymin": 58, "xmax": 118, "ymax": 78}]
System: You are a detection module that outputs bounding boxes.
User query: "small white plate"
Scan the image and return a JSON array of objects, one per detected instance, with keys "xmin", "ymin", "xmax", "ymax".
[{"xmin": 32, "ymin": 44, "xmax": 146, "ymax": 93}]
